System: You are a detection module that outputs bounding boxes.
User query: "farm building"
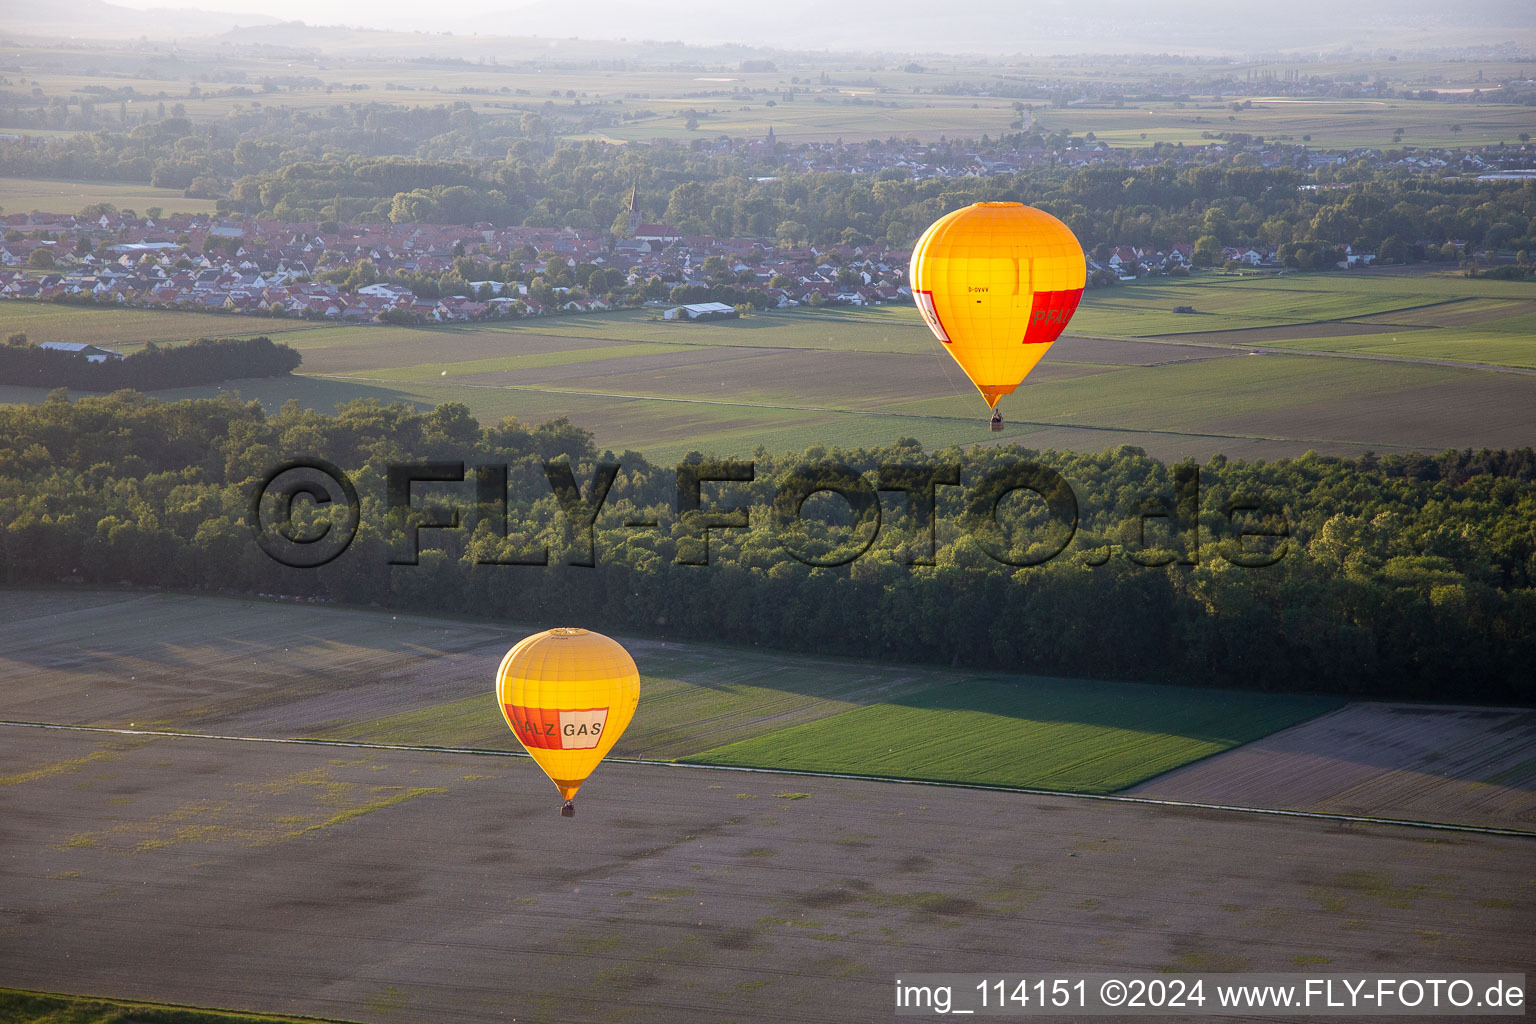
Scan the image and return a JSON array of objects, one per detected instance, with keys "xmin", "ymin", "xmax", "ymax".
[
  {"xmin": 37, "ymin": 342, "xmax": 123, "ymax": 362},
  {"xmin": 664, "ymin": 301, "xmax": 739, "ymax": 322}
]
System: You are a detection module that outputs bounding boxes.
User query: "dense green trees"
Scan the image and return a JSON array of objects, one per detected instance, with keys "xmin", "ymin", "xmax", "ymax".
[{"xmin": 0, "ymin": 393, "xmax": 1530, "ymax": 701}]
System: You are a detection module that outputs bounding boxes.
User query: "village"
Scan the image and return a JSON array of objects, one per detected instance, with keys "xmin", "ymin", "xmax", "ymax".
[{"xmin": 0, "ymin": 207, "xmax": 1403, "ymax": 327}]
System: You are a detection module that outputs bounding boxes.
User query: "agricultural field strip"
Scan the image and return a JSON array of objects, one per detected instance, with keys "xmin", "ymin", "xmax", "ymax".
[
  {"xmin": 1126, "ymin": 703, "xmax": 1536, "ymax": 832},
  {"xmin": 4, "ymin": 719, "xmax": 1532, "ymax": 839},
  {"xmin": 1068, "ymin": 332, "xmax": 1536, "ymax": 376},
  {"xmin": 297, "ymin": 371, "xmax": 1482, "ymax": 452},
  {"xmin": 330, "ymin": 342, "xmax": 700, "ymax": 381}
]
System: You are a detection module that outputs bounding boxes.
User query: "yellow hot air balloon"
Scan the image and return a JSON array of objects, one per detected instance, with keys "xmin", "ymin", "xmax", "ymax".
[
  {"xmin": 909, "ymin": 202, "xmax": 1086, "ymax": 429},
  {"xmin": 495, "ymin": 627, "xmax": 640, "ymax": 817}
]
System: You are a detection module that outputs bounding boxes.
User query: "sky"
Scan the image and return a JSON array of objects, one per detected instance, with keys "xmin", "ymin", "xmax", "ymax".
[{"xmin": 111, "ymin": 0, "xmax": 537, "ymax": 29}]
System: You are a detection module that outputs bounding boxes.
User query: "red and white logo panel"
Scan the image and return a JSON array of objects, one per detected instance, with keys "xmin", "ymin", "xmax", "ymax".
[
  {"xmin": 558, "ymin": 708, "xmax": 609, "ymax": 750},
  {"xmin": 1023, "ymin": 288, "xmax": 1084, "ymax": 345},
  {"xmin": 504, "ymin": 705, "xmax": 609, "ymax": 750},
  {"xmin": 914, "ymin": 289, "xmax": 950, "ymax": 343}
]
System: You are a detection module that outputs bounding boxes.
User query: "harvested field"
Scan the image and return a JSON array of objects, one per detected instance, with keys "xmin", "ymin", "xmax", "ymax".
[
  {"xmin": 446, "ymin": 345, "xmax": 794, "ymax": 388},
  {"xmin": 355, "ymin": 343, "xmax": 699, "ymax": 381},
  {"xmin": 2, "ymin": 724, "xmax": 1532, "ymax": 1024},
  {"xmin": 1199, "ymin": 367, "xmax": 1536, "ymax": 451},
  {"xmin": 1049, "ymin": 335, "xmax": 1244, "ymax": 365},
  {"xmin": 1129, "ymin": 702, "xmax": 1536, "ymax": 831}
]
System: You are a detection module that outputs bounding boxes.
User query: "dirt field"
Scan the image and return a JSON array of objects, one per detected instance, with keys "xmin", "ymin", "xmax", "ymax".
[
  {"xmin": 2, "ymin": 589, "xmax": 1533, "ymax": 1021},
  {"xmin": 1129, "ymin": 703, "xmax": 1536, "ymax": 832},
  {"xmin": 3, "ymin": 725, "xmax": 1532, "ymax": 1024}
]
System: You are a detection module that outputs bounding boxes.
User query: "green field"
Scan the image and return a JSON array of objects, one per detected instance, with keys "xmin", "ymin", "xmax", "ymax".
[
  {"xmin": 3, "ymin": 271, "xmax": 1533, "ymax": 461},
  {"xmin": 0, "ymin": 989, "xmax": 338, "ymax": 1024},
  {"xmin": 1072, "ymin": 272, "xmax": 1536, "ymax": 338},
  {"xmin": 1030, "ymin": 98, "xmax": 1536, "ymax": 150},
  {"xmin": 0, "ymin": 303, "xmax": 321, "ymax": 350},
  {"xmin": 682, "ymin": 678, "xmax": 1345, "ymax": 792},
  {"xmin": 0, "ymin": 177, "xmax": 220, "ymax": 217}
]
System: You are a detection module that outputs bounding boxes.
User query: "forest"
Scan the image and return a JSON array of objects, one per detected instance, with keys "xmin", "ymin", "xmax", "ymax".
[{"xmin": 1, "ymin": 391, "xmax": 1530, "ymax": 702}]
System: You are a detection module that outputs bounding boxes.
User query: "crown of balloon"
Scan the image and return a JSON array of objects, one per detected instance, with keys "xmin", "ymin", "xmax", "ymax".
[{"xmin": 549, "ymin": 627, "xmax": 590, "ymax": 637}]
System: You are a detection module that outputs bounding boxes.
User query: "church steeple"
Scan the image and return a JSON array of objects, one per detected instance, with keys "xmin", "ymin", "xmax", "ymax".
[{"xmin": 626, "ymin": 183, "xmax": 640, "ymax": 238}]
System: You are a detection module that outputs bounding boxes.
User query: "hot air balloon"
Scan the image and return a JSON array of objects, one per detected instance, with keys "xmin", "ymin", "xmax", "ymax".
[
  {"xmin": 909, "ymin": 202, "xmax": 1086, "ymax": 431},
  {"xmin": 495, "ymin": 627, "xmax": 640, "ymax": 817}
]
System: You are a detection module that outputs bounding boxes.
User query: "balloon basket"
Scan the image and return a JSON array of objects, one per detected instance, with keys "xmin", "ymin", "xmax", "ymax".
[
  {"xmin": 560, "ymin": 801, "xmax": 576, "ymax": 818},
  {"xmin": 990, "ymin": 414, "xmax": 1004, "ymax": 432}
]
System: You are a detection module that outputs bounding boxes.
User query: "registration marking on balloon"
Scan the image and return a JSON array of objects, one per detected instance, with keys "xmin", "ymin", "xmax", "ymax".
[{"xmin": 504, "ymin": 705, "xmax": 609, "ymax": 750}]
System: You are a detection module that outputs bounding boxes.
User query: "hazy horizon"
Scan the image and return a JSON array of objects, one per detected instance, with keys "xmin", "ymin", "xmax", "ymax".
[{"xmin": 13, "ymin": 0, "xmax": 1536, "ymax": 55}]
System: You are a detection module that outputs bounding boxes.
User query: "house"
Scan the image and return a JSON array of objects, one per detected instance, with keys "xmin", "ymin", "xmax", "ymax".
[{"xmin": 633, "ymin": 224, "xmax": 684, "ymax": 243}]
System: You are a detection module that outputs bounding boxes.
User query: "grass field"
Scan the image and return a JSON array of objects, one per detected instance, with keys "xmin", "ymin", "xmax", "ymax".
[
  {"xmin": 0, "ymin": 303, "xmax": 321, "ymax": 349},
  {"xmin": 0, "ymin": 177, "xmax": 220, "ymax": 217},
  {"xmin": 0, "ymin": 989, "xmax": 340, "ymax": 1024},
  {"xmin": 682, "ymin": 678, "xmax": 1343, "ymax": 792}
]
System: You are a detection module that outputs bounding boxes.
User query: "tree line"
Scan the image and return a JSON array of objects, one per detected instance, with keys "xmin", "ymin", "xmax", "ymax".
[
  {"xmin": 0, "ymin": 391, "xmax": 1530, "ymax": 703},
  {"xmin": 0, "ymin": 336, "xmax": 301, "ymax": 390}
]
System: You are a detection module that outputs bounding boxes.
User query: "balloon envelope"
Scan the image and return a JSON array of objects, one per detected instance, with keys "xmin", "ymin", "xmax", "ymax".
[
  {"xmin": 495, "ymin": 627, "xmax": 640, "ymax": 802},
  {"xmin": 909, "ymin": 202, "xmax": 1086, "ymax": 408}
]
